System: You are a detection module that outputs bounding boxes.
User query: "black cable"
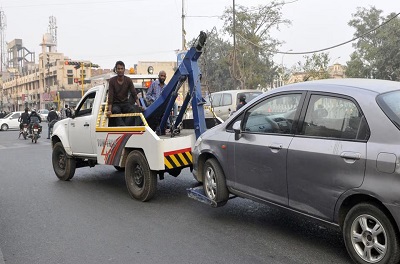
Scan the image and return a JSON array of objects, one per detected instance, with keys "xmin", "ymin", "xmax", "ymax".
[{"xmin": 274, "ymin": 12, "xmax": 400, "ymax": 55}]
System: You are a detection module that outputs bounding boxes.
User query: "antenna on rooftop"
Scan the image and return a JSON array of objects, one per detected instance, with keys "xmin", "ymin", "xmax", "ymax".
[
  {"xmin": 48, "ymin": 16, "xmax": 57, "ymax": 51},
  {"xmin": 0, "ymin": 9, "xmax": 7, "ymax": 72}
]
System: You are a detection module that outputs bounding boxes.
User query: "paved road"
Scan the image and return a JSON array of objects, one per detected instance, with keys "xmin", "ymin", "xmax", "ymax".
[{"xmin": 0, "ymin": 127, "xmax": 352, "ymax": 264}]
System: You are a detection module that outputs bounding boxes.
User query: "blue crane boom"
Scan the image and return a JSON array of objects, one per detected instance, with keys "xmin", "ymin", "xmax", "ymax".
[{"xmin": 143, "ymin": 31, "xmax": 208, "ymax": 139}]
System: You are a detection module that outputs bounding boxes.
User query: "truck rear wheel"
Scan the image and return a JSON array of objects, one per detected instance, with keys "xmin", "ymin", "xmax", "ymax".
[
  {"xmin": 125, "ymin": 150, "xmax": 157, "ymax": 202},
  {"xmin": 52, "ymin": 142, "xmax": 76, "ymax": 181}
]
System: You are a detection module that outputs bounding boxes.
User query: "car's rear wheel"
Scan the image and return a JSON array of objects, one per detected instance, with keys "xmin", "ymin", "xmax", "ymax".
[
  {"xmin": 52, "ymin": 142, "xmax": 76, "ymax": 181},
  {"xmin": 343, "ymin": 203, "xmax": 400, "ymax": 264},
  {"xmin": 1, "ymin": 124, "xmax": 8, "ymax": 131},
  {"xmin": 203, "ymin": 158, "xmax": 228, "ymax": 206},
  {"xmin": 125, "ymin": 150, "xmax": 157, "ymax": 202}
]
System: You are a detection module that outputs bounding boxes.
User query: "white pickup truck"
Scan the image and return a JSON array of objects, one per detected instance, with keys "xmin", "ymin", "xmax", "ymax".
[
  {"xmin": 51, "ymin": 32, "xmax": 215, "ymax": 202},
  {"xmin": 51, "ymin": 75, "xmax": 203, "ymax": 202}
]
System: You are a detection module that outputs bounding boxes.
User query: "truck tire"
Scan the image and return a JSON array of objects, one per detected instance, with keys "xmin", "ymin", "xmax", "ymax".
[
  {"xmin": 125, "ymin": 150, "xmax": 157, "ymax": 202},
  {"xmin": 203, "ymin": 158, "xmax": 229, "ymax": 206},
  {"xmin": 52, "ymin": 142, "xmax": 76, "ymax": 181}
]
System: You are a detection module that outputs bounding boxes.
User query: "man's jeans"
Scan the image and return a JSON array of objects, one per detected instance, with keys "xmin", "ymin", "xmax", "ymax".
[{"xmin": 112, "ymin": 102, "xmax": 136, "ymax": 126}]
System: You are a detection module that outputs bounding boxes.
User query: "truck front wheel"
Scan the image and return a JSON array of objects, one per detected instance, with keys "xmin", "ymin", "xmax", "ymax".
[
  {"xmin": 52, "ymin": 142, "xmax": 76, "ymax": 181},
  {"xmin": 125, "ymin": 150, "xmax": 157, "ymax": 202}
]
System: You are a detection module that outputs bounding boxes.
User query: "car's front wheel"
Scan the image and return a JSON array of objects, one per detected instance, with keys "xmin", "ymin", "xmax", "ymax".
[
  {"xmin": 1, "ymin": 123, "xmax": 8, "ymax": 131},
  {"xmin": 343, "ymin": 203, "xmax": 400, "ymax": 264},
  {"xmin": 203, "ymin": 158, "xmax": 228, "ymax": 206}
]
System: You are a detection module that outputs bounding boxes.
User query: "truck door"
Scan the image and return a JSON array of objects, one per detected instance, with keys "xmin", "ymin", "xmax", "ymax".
[{"xmin": 68, "ymin": 91, "xmax": 97, "ymax": 154}]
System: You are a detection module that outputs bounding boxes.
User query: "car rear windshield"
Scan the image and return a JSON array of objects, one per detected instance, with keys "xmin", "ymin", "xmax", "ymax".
[{"xmin": 377, "ymin": 90, "xmax": 400, "ymax": 129}]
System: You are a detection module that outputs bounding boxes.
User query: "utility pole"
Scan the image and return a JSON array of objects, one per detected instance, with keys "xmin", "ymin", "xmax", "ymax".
[
  {"xmin": 181, "ymin": 0, "xmax": 186, "ymax": 51},
  {"xmin": 232, "ymin": 0, "xmax": 236, "ymax": 89},
  {"xmin": 181, "ymin": 0, "xmax": 187, "ymax": 98}
]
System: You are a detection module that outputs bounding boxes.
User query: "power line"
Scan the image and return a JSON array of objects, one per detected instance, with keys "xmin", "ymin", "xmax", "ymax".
[{"xmin": 237, "ymin": 12, "xmax": 400, "ymax": 55}]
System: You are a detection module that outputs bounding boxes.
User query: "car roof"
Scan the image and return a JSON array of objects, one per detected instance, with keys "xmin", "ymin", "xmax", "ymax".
[
  {"xmin": 279, "ymin": 78, "xmax": 400, "ymax": 94},
  {"xmin": 211, "ymin": 89, "xmax": 263, "ymax": 94}
]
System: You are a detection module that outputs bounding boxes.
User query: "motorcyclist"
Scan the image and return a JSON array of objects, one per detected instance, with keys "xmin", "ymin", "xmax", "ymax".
[
  {"xmin": 47, "ymin": 107, "xmax": 59, "ymax": 139},
  {"xmin": 18, "ymin": 107, "xmax": 30, "ymax": 138},
  {"xmin": 28, "ymin": 109, "xmax": 42, "ymax": 136},
  {"xmin": 236, "ymin": 94, "xmax": 247, "ymax": 111}
]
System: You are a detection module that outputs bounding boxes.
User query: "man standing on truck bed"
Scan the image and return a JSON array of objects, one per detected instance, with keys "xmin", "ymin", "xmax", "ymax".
[{"xmin": 106, "ymin": 60, "xmax": 143, "ymax": 126}]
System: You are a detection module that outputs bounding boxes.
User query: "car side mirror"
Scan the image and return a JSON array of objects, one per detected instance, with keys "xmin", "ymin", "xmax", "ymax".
[{"xmin": 233, "ymin": 120, "xmax": 241, "ymax": 140}]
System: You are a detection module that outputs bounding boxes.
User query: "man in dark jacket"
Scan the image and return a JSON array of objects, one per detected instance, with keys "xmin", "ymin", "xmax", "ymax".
[
  {"xmin": 28, "ymin": 109, "xmax": 42, "ymax": 136},
  {"xmin": 65, "ymin": 104, "xmax": 72, "ymax": 118},
  {"xmin": 236, "ymin": 94, "xmax": 247, "ymax": 111},
  {"xmin": 47, "ymin": 107, "xmax": 59, "ymax": 139},
  {"xmin": 18, "ymin": 108, "xmax": 30, "ymax": 138}
]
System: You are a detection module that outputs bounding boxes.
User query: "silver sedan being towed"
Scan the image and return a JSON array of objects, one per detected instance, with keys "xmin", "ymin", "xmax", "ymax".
[{"xmin": 192, "ymin": 78, "xmax": 400, "ymax": 264}]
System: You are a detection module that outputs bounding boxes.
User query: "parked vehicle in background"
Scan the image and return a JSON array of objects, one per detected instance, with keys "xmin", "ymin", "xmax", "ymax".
[
  {"xmin": 38, "ymin": 109, "xmax": 49, "ymax": 121},
  {"xmin": 192, "ymin": 78, "xmax": 400, "ymax": 264},
  {"xmin": 204, "ymin": 89, "xmax": 263, "ymax": 121},
  {"xmin": 0, "ymin": 111, "xmax": 25, "ymax": 131}
]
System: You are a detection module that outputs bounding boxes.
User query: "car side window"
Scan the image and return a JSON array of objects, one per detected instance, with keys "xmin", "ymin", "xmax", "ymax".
[
  {"xmin": 301, "ymin": 94, "xmax": 369, "ymax": 140},
  {"xmin": 12, "ymin": 113, "xmax": 20, "ymax": 119},
  {"xmin": 212, "ymin": 94, "xmax": 222, "ymax": 107},
  {"xmin": 221, "ymin": 93, "xmax": 232, "ymax": 106},
  {"xmin": 75, "ymin": 91, "xmax": 96, "ymax": 117},
  {"xmin": 242, "ymin": 94, "xmax": 301, "ymax": 135}
]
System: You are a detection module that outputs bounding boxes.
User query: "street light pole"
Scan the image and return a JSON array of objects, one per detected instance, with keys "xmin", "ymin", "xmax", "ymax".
[
  {"xmin": 280, "ymin": 49, "xmax": 293, "ymax": 87},
  {"xmin": 81, "ymin": 62, "xmax": 84, "ymax": 97}
]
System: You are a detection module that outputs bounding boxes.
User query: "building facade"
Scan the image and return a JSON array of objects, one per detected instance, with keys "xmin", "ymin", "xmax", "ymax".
[{"xmin": 0, "ymin": 33, "xmax": 96, "ymax": 112}]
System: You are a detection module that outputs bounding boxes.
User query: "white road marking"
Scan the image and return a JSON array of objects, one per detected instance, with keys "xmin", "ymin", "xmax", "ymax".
[{"xmin": 0, "ymin": 247, "xmax": 5, "ymax": 264}]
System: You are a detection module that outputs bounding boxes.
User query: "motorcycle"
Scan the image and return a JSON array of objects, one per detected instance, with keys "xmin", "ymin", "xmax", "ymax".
[
  {"xmin": 21, "ymin": 124, "xmax": 29, "ymax": 140},
  {"xmin": 30, "ymin": 123, "xmax": 42, "ymax": 143}
]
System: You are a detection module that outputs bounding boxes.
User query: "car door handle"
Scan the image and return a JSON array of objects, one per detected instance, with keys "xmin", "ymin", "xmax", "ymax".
[
  {"xmin": 340, "ymin": 151, "xmax": 361, "ymax": 161},
  {"xmin": 84, "ymin": 123, "xmax": 89, "ymax": 127},
  {"xmin": 268, "ymin": 143, "xmax": 282, "ymax": 153}
]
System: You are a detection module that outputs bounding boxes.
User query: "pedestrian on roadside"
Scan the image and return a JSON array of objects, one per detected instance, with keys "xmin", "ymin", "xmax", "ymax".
[{"xmin": 64, "ymin": 104, "xmax": 72, "ymax": 118}]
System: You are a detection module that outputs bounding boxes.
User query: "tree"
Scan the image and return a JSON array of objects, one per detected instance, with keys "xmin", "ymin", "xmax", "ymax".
[
  {"xmin": 346, "ymin": 7, "xmax": 400, "ymax": 80},
  {"xmin": 224, "ymin": 1, "xmax": 291, "ymax": 90},
  {"xmin": 301, "ymin": 53, "xmax": 331, "ymax": 81},
  {"xmin": 197, "ymin": 29, "xmax": 235, "ymax": 93},
  {"xmin": 290, "ymin": 53, "xmax": 331, "ymax": 82}
]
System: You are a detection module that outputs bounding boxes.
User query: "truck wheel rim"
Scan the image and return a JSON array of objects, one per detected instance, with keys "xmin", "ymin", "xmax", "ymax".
[
  {"xmin": 351, "ymin": 214, "xmax": 387, "ymax": 262},
  {"xmin": 57, "ymin": 152, "xmax": 66, "ymax": 170},
  {"xmin": 133, "ymin": 164, "xmax": 144, "ymax": 187}
]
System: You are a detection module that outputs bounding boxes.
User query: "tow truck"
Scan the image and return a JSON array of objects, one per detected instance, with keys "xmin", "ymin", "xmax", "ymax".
[{"xmin": 51, "ymin": 31, "xmax": 219, "ymax": 201}]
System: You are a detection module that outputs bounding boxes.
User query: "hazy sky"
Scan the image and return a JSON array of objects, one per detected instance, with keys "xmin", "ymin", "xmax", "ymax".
[{"xmin": 1, "ymin": 0, "xmax": 400, "ymax": 70}]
